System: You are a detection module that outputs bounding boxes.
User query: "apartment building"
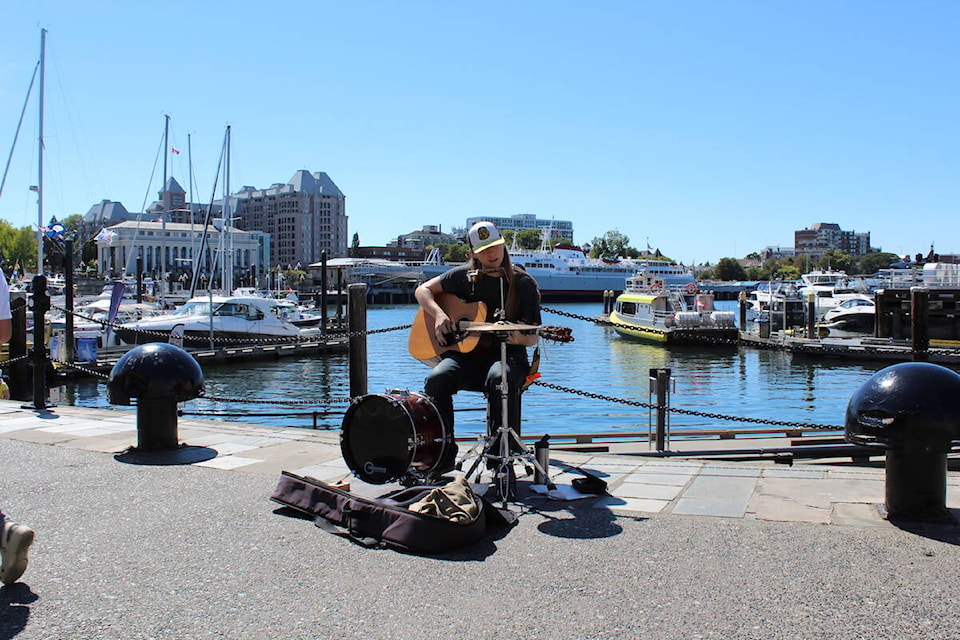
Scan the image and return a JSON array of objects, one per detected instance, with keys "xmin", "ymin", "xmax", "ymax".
[
  {"xmin": 232, "ymin": 170, "xmax": 348, "ymax": 268},
  {"xmin": 464, "ymin": 213, "xmax": 574, "ymax": 242},
  {"xmin": 794, "ymin": 222, "xmax": 872, "ymax": 259}
]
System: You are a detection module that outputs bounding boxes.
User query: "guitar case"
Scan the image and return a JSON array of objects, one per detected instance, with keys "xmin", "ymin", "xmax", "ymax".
[{"xmin": 270, "ymin": 471, "xmax": 514, "ymax": 555}]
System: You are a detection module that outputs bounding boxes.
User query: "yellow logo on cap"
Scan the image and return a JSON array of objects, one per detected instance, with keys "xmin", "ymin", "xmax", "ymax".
[{"xmin": 477, "ymin": 227, "xmax": 490, "ymax": 241}]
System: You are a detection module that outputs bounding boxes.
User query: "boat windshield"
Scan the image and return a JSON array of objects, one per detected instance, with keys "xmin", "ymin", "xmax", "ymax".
[{"xmin": 174, "ymin": 301, "xmax": 214, "ymax": 316}]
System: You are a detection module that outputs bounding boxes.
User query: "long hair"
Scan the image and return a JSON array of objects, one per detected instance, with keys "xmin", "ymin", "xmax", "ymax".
[{"xmin": 467, "ymin": 250, "xmax": 519, "ymax": 320}]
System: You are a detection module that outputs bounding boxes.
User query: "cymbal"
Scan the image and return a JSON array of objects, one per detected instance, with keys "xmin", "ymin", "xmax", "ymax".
[{"xmin": 459, "ymin": 321, "xmax": 540, "ymax": 333}]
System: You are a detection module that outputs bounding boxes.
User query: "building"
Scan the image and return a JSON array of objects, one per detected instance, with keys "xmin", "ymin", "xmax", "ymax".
[
  {"xmin": 97, "ymin": 220, "xmax": 269, "ymax": 290},
  {"xmin": 464, "ymin": 214, "xmax": 574, "ymax": 243},
  {"xmin": 388, "ymin": 225, "xmax": 458, "ymax": 253},
  {"xmin": 81, "ymin": 200, "xmax": 135, "ymax": 243},
  {"xmin": 794, "ymin": 223, "xmax": 872, "ymax": 259},
  {"xmin": 759, "ymin": 246, "xmax": 796, "ymax": 262},
  {"xmin": 232, "ymin": 170, "xmax": 347, "ymax": 269}
]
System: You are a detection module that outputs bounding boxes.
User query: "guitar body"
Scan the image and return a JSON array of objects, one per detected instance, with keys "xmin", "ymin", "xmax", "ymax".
[{"xmin": 408, "ymin": 293, "xmax": 487, "ymax": 366}]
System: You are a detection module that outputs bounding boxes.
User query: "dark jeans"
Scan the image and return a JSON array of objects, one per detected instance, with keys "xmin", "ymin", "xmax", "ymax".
[{"xmin": 423, "ymin": 347, "xmax": 530, "ymax": 461}]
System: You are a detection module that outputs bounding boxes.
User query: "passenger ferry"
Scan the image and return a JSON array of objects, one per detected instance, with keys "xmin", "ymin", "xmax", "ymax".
[{"xmin": 608, "ymin": 263, "xmax": 738, "ymax": 345}]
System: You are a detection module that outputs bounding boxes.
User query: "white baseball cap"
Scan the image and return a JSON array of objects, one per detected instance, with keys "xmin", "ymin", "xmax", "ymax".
[{"xmin": 467, "ymin": 221, "xmax": 506, "ymax": 253}]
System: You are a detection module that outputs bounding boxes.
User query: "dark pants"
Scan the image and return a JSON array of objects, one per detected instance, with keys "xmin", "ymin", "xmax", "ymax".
[{"xmin": 424, "ymin": 347, "xmax": 530, "ymax": 464}]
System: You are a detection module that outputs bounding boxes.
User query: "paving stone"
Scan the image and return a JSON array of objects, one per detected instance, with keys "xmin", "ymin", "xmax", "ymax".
[
  {"xmin": 592, "ymin": 494, "xmax": 669, "ymax": 514},
  {"xmin": 671, "ymin": 497, "xmax": 748, "ymax": 518},
  {"xmin": 614, "ymin": 481, "xmax": 684, "ymax": 501},
  {"xmin": 832, "ymin": 502, "xmax": 887, "ymax": 527}
]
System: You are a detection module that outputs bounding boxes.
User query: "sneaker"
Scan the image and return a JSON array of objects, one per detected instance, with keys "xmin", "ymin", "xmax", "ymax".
[{"xmin": 1, "ymin": 521, "xmax": 34, "ymax": 585}]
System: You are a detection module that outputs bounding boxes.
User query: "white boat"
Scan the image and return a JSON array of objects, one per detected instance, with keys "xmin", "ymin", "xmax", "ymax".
[
  {"xmin": 230, "ymin": 287, "xmax": 323, "ymax": 327},
  {"xmin": 821, "ymin": 297, "xmax": 876, "ymax": 331},
  {"xmin": 607, "ymin": 266, "xmax": 738, "ymax": 345},
  {"xmin": 797, "ymin": 269, "xmax": 873, "ymax": 320},
  {"xmin": 117, "ymin": 294, "xmax": 319, "ymax": 348},
  {"xmin": 743, "ymin": 281, "xmax": 803, "ymax": 322}
]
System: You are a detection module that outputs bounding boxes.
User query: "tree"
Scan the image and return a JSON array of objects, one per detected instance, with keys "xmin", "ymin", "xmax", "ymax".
[
  {"xmin": 350, "ymin": 233, "xmax": 360, "ymax": 258},
  {"xmin": 588, "ymin": 230, "xmax": 634, "ymax": 259},
  {"xmin": 855, "ymin": 252, "xmax": 900, "ymax": 275},
  {"xmin": 772, "ymin": 264, "xmax": 801, "ymax": 280},
  {"xmin": 714, "ymin": 257, "xmax": 747, "ymax": 281},
  {"xmin": 515, "ymin": 229, "xmax": 542, "ymax": 249},
  {"xmin": 817, "ymin": 249, "xmax": 852, "ymax": 273}
]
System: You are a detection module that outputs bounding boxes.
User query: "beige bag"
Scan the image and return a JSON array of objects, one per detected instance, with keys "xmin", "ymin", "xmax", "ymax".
[{"xmin": 408, "ymin": 475, "xmax": 481, "ymax": 524}]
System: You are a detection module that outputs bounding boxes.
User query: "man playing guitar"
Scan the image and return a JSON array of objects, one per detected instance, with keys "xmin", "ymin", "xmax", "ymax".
[{"xmin": 414, "ymin": 221, "xmax": 541, "ymax": 474}]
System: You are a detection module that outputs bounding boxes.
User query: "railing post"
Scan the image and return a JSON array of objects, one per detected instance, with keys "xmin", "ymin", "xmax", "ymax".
[
  {"xmin": 64, "ymin": 238, "xmax": 76, "ymax": 363},
  {"xmin": 805, "ymin": 289, "xmax": 816, "ymax": 339},
  {"xmin": 649, "ymin": 367, "xmax": 671, "ymax": 451},
  {"xmin": 25, "ymin": 275, "xmax": 51, "ymax": 410},
  {"xmin": 738, "ymin": 290, "xmax": 747, "ymax": 331},
  {"xmin": 320, "ymin": 250, "xmax": 328, "ymax": 336},
  {"xmin": 348, "ymin": 283, "xmax": 367, "ymax": 397}
]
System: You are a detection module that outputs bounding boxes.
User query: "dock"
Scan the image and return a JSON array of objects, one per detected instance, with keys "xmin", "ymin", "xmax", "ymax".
[{"xmin": 739, "ymin": 331, "xmax": 960, "ymax": 364}]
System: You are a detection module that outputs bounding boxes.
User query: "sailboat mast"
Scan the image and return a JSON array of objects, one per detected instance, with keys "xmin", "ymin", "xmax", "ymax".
[
  {"xmin": 188, "ymin": 133, "xmax": 195, "ymax": 279},
  {"xmin": 36, "ymin": 28, "xmax": 46, "ymax": 274},
  {"xmin": 222, "ymin": 125, "xmax": 232, "ymax": 293},
  {"xmin": 160, "ymin": 114, "xmax": 169, "ymax": 307}
]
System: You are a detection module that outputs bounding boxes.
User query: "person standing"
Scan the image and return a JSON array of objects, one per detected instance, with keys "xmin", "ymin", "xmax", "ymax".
[
  {"xmin": 415, "ymin": 221, "xmax": 541, "ymax": 476},
  {"xmin": 0, "ymin": 266, "xmax": 35, "ymax": 585}
]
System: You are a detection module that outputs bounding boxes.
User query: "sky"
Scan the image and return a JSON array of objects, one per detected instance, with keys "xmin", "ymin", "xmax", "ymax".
[{"xmin": 1, "ymin": 1, "xmax": 957, "ymax": 266}]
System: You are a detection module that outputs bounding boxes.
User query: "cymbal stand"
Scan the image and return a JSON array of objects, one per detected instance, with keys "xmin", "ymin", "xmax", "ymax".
[{"xmin": 459, "ymin": 278, "xmax": 555, "ymax": 508}]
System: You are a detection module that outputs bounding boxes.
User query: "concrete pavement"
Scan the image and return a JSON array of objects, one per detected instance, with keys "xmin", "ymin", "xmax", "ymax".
[{"xmin": 2, "ymin": 400, "xmax": 959, "ymax": 639}]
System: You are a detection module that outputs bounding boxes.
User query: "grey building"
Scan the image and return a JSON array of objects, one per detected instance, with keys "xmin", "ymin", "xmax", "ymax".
[
  {"xmin": 794, "ymin": 223, "xmax": 872, "ymax": 259},
  {"xmin": 232, "ymin": 170, "xmax": 347, "ymax": 269}
]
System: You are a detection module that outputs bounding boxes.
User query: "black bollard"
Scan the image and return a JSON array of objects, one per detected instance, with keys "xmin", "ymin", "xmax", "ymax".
[
  {"xmin": 845, "ymin": 362, "xmax": 960, "ymax": 520},
  {"xmin": 107, "ymin": 343, "xmax": 204, "ymax": 451}
]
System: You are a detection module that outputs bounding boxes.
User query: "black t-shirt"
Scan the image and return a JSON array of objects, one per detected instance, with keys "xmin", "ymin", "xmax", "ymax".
[{"xmin": 438, "ymin": 264, "xmax": 541, "ymax": 354}]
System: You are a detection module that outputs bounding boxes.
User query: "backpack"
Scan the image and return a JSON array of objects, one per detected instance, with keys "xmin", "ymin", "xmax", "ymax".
[{"xmin": 270, "ymin": 471, "xmax": 512, "ymax": 555}]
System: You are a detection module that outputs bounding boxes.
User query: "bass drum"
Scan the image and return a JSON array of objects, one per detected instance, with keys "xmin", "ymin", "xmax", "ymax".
[{"xmin": 340, "ymin": 391, "xmax": 454, "ymax": 484}]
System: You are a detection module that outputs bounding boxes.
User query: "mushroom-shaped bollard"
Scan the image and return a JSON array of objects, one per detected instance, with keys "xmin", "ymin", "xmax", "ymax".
[
  {"xmin": 108, "ymin": 343, "xmax": 204, "ymax": 451},
  {"xmin": 845, "ymin": 362, "xmax": 960, "ymax": 520}
]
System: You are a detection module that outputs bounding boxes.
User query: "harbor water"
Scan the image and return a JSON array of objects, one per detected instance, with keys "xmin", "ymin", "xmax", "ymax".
[{"xmin": 55, "ymin": 301, "xmax": 892, "ymax": 438}]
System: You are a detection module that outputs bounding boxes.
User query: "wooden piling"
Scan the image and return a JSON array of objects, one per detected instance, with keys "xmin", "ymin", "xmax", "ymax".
[{"xmin": 348, "ymin": 283, "xmax": 367, "ymax": 397}]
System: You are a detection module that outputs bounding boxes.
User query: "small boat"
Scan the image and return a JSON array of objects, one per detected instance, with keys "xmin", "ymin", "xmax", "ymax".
[
  {"xmin": 821, "ymin": 297, "xmax": 876, "ymax": 331},
  {"xmin": 117, "ymin": 294, "xmax": 319, "ymax": 348},
  {"xmin": 608, "ymin": 267, "xmax": 738, "ymax": 345},
  {"xmin": 798, "ymin": 268, "xmax": 873, "ymax": 320}
]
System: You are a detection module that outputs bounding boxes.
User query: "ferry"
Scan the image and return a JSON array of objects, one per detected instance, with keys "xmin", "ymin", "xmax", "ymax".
[
  {"xmin": 608, "ymin": 264, "xmax": 738, "ymax": 345},
  {"xmin": 421, "ymin": 245, "xmax": 683, "ymax": 301}
]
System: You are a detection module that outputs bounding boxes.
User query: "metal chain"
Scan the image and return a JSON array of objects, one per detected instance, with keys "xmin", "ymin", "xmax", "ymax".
[
  {"xmin": 49, "ymin": 358, "xmax": 110, "ymax": 380},
  {"xmin": 531, "ymin": 379, "xmax": 843, "ymax": 431},
  {"xmin": 199, "ymin": 393, "xmax": 353, "ymax": 406}
]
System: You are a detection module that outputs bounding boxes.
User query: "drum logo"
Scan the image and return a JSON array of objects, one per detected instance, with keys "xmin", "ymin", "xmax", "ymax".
[{"xmin": 364, "ymin": 461, "xmax": 388, "ymax": 475}]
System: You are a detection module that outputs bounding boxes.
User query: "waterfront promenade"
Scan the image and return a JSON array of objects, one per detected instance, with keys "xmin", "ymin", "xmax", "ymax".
[{"xmin": 1, "ymin": 400, "xmax": 959, "ymax": 639}]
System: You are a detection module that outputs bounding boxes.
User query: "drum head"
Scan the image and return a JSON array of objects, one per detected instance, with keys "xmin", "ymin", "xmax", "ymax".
[{"xmin": 341, "ymin": 395, "xmax": 415, "ymax": 484}]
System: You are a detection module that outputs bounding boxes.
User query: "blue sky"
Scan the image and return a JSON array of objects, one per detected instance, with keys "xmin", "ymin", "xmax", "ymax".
[{"xmin": 1, "ymin": 1, "xmax": 957, "ymax": 265}]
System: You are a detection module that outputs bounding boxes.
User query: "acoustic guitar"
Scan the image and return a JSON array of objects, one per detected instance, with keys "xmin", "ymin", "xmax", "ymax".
[
  {"xmin": 408, "ymin": 293, "xmax": 574, "ymax": 366},
  {"xmin": 408, "ymin": 293, "xmax": 487, "ymax": 366}
]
